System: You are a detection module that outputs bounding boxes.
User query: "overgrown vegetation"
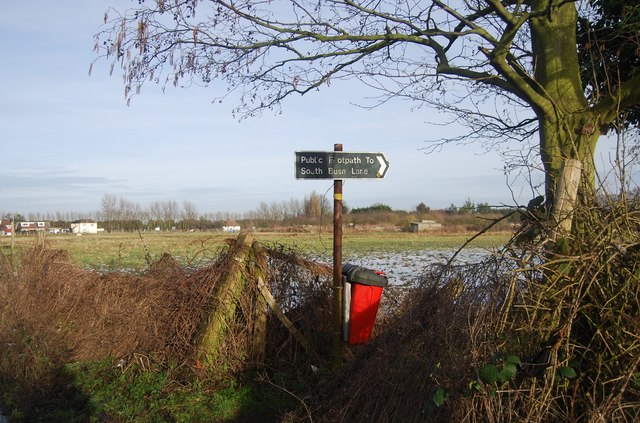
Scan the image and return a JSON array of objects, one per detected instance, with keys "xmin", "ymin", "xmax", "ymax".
[
  {"xmin": 1, "ymin": 195, "xmax": 638, "ymax": 421},
  {"xmin": 0, "ymin": 240, "xmax": 333, "ymax": 421},
  {"xmin": 305, "ymin": 195, "xmax": 640, "ymax": 422}
]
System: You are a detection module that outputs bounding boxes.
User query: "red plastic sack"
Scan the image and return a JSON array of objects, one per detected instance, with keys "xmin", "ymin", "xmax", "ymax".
[{"xmin": 348, "ymin": 284, "xmax": 384, "ymax": 344}]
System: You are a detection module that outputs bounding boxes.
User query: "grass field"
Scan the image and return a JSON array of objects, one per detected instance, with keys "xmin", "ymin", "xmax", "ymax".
[{"xmin": 0, "ymin": 229, "xmax": 513, "ymax": 270}]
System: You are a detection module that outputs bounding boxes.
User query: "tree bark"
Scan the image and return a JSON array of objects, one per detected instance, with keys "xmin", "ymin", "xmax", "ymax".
[{"xmin": 529, "ymin": 1, "xmax": 600, "ymax": 208}]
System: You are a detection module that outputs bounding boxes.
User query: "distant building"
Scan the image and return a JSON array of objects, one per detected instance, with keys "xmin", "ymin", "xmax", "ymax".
[
  {"xmin": 222, "ymin": 225, "xmax": 241, "ymax": 233},
  {"xmin": 410, "ymin": 219, "xmax": 443, "ymax": 232},
  {"xmin": 1, "ymin": 218, "xmax": 12, "ymax": 236},
  {"xmin": 17, "ymin": 221, "xmax": 47, "ymax": 233},
  {"xmin": 71, "ymin": 219, "xmax": 98, "ymax": 234}
]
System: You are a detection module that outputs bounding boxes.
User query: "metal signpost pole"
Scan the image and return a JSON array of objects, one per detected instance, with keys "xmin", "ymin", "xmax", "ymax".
[{"xmin": 332, "ymin": 143, "xmax": 343, "ymax": 368}]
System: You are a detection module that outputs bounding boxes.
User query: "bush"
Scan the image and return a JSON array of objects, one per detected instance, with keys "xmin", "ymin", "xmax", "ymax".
[{"xmin": 308, "ymin": 196, "xmax": 640, "ymax": 422}]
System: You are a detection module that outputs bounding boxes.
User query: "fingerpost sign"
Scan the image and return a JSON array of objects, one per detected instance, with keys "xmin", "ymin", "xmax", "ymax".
[
  {"xmin": 295, "ymin": 146, "xmax": 389, "ymax": 366},
  {"xmin": 295, "ymin": 151, "xmax": 389, "ymax": 179}
]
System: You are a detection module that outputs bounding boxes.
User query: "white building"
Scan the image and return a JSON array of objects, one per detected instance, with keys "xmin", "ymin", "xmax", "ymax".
[
  {"xmin": 222, "ymin": 225, "xmax": 241, "ymax": 233},
  {"xmin": 17, "ymin": 221, "xmax": 47, "ymax": 233},
  {"xmin": 70, "ymin": 219, "xmax": 98, "ymax": 234}
]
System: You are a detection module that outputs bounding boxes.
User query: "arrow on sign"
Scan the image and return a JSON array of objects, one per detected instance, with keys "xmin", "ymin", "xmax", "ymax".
[
  {"xmin": 295, "ymin": 151, "xmax": 389, "ymax": 179},
  {"xmin": 376, "ymin": 155, "xmax": 388, "ymax": 178}
]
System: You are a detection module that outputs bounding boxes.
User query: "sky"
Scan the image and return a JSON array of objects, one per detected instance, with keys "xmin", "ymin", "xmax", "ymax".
[{"xmin": 0, "ymin": 1, "xmax": 630, "ymax": 218}]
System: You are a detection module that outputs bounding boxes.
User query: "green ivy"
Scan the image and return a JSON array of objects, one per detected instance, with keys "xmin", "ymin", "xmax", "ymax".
[{"xmin": 479, "ymin": 353, "xmax": 521, "ymax": 386}]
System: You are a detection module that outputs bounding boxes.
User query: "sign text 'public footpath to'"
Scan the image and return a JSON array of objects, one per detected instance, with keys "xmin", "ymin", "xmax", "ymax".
[{"xmin": 295, "ymin": 151, "xmax": 389, "ymax": 179}]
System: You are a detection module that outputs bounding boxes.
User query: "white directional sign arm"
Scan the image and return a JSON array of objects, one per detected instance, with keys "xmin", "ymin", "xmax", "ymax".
[{"xmin": 376, "ymin": 155, "xmax": 387, "ymax": 178}]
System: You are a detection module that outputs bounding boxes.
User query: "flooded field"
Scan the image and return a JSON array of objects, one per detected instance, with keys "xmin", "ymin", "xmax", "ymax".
[
  {"xmin": 1, "ymin": 231, "xmax": 509, "ymax": 277},
  {"xmin": 337, "ymin": 247, "xmax": 496, "ymax": 286}
]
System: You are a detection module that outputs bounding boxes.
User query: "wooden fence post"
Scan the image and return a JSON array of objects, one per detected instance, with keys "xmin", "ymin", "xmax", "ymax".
[
  {"xmin": 196, "ymin": 232, "xmax": 253, "ymax": 367},
  {"xmin": 250, "ymin": 241, "xmax": 268, "ymax": 367},
  {"xmin": 251, "ymin": 244, "xmax": 317, "ymax": 360},
  {"xmin": 551, "ymin": 158, "xmax": 583, "ymax": 240}
]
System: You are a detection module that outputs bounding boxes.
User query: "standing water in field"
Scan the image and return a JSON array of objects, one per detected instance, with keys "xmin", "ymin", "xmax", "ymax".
[{"xmin": 343, "ymin": 248, "xmax": 494, "ymax": 286}]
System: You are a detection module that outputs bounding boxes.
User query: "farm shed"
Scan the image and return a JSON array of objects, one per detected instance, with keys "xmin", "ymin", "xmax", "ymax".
[{"xmin": 410, "ymin": 219, "xmax": 443, "ymax": 232}]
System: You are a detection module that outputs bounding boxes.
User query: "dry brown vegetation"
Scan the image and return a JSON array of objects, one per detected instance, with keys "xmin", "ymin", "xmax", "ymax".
[
  {"xmin": 0, "ymin": 197, "xmax": 638, "ymax": 422},
  {"xmin": 306, "ymin": 198, "xmax": 640, "ymax": 422},
  {"xmin": 0, "ymin": 238, "xmax": 334, "ymax": 419}
]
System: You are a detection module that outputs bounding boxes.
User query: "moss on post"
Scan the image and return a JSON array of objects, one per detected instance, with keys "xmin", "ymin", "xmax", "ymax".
[
  {"xmin": 195, "ymin": 232, "xmax": 253, "ymax": 368},
  {"xmin": 249, "ymin": 241, "xmax": 268, "ymax": 367}
]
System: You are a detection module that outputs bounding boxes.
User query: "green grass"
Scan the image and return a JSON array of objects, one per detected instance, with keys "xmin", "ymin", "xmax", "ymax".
[
  {"xmin": 0, "ymin": 359, "xmax": 297, "ymax": 422},
  {"xmin": 1, "ymin": 232, "xmax": 230, "ymax": 271},
  {"xmin": 0, "ymin": 230, "xmax": 511, "ymax": 270}
]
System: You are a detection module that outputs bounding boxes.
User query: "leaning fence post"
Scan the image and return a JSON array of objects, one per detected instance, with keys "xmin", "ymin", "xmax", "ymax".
[
  {"xmin": 250, "ymin": 241, "xmax": 268, "ymax": 367},
  {"xmin": 251, "ymin": 243, "xmax": 317, "ymax": 360},
  {"xmin": 195, "ymin": 232, "xmax": 253, "ymax": 367}
]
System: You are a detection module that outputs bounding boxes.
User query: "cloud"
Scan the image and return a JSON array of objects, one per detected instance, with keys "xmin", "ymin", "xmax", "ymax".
[
  {"xmin": 1, "ymin": 168, "xmax": 118, "ymax": 191},
  {"xmin": 0, "ymin": 1, "xmax": 563, "ymax": 216}
]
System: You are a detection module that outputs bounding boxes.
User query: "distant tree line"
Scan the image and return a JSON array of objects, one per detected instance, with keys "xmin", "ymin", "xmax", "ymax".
[
  {"xmin": 95, "ymin": 192, "xmax": 333, "ymax": 232},
  {"xmin": 3, "ymin": 193, "xmax": 522, "ymax": 233},
  {"xmin": 443, "ymin": 198, "xmax": 510, "ymax": 215},
  {"xmin": 97, "ymin": 194, "xmax": 243, "ymax": 232},
  {"xmin": 350, "ymin": 203, "xmax": 393, "ymax": 214},
  {"xmin": 350, "ymin": 199, "xmax": 510, "ymax": 216}
]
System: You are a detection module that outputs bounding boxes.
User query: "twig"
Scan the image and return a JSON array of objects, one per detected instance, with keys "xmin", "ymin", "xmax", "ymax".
[{"xmin": 438, "ymin": 210, "xmax": 517, "ymax": 278}]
